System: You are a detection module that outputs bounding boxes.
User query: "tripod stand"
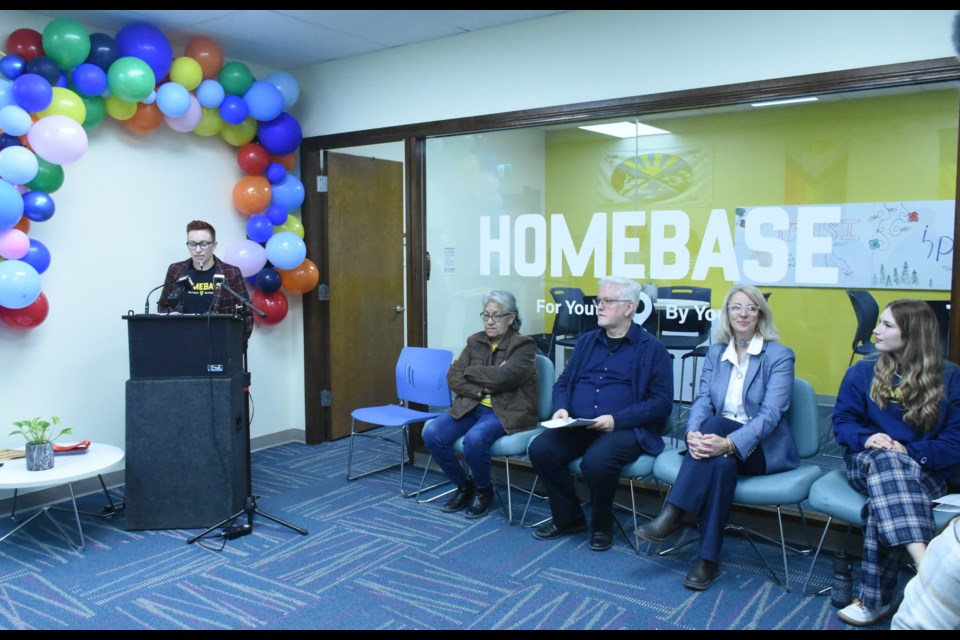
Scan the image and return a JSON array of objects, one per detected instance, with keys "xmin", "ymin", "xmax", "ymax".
[{"xmin": 187, "ymin": 349, "xmax": 307, "ymax": 544}]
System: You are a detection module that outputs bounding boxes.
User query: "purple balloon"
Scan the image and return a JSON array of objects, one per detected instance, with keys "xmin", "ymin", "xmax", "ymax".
[
  {"xmin": 21, "ymin": 238, "xmax": 51, "ymax": 274},
  {"xmin": 115, "ymin": 22, "xmax": 173, "ymax": 81},
  {"xmin": 257, "ymin": 112, "xmax": 302, "ymax": 156},
  {"xmin": 22, "ymin": 190, "xmax": 55, "ymax": 222}
]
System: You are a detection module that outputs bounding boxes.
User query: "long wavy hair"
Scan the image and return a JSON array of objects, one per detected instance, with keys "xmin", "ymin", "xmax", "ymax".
[{"xmin": 869, "ymin": 299, "xmax": 944, "ymax": 432}]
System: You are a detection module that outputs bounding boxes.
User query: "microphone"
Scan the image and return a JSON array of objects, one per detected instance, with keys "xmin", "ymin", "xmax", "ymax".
[
  {"xmin": 214, "ymin": 273, "xmax": 267, "ymax": 318},
  {"xmin": 144, "ymin": 283, "xmax": 166, "ymax": 314},
  {"xmin": 166, "ymin": 274, "xmax": 194, "ymax": 304}
]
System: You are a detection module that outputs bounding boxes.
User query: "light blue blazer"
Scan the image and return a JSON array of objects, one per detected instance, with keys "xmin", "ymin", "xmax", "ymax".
[{"xmin": 686, "ymin": 340, "xmax": 798, "ymax": 474}]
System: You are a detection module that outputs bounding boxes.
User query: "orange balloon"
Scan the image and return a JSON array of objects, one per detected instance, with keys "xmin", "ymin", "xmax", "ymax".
[
  {"xmin": 184, "ymin": 35, "xmax": 224, "ymax": 80},
  {"xmin": 122, "ymin": 102, "xmax": 165, "ymax": 136},
  {"xmin": 13, "ymin": 215, "xmax": 30, "ymax": 234},
  {"xmin": 232, "ymin": 175, "xmax": 272, "ymax": 215},
  {"xmin": 279, "ymin": 258, "xmax": 319, "ymax": 294},
  {"xmin": 270, "ymin": 152, "xmax": 296, "ymax": 171}
]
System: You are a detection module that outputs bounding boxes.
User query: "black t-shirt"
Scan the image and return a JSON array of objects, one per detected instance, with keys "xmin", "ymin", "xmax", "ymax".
[{"xmin": 182, "ymin": 266, "xmax": 217, "ymax": 314}]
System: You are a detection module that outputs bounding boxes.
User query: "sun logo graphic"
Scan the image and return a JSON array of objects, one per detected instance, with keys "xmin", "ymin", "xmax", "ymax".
[{"xmin": 611, "ymin": 153, "xmax": 693, "ymax": 201}]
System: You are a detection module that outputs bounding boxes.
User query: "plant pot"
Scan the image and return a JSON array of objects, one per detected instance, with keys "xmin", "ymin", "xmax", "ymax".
[{"xmin": 25, "ymin": 442, "xmax": 54, "ymax": 471}]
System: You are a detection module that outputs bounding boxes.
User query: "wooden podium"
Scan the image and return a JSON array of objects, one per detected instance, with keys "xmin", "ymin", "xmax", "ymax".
[{"xmin": 122, "ymin": 313, "xmax": 249, "ymax": 530}]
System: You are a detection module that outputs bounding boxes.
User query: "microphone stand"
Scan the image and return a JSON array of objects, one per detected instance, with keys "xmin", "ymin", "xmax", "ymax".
[
  {"xmin": 215, "ymin": 277, "xmax": 267, "ymax": 318},
  {"xmin": 144, "ymin": 283, "xmax": 166, "ymax": 314}
]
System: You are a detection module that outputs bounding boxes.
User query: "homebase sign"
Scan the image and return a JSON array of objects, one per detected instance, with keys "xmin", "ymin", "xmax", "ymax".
[{"xmin": 479, "ymin": 202, "xmax": 952, "ymax": 289}]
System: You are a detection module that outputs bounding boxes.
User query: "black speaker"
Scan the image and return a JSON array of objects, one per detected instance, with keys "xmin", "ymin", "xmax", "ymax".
[{"xmin": 125, "ymin": 376, "xmax": 248, "ymax": 530}]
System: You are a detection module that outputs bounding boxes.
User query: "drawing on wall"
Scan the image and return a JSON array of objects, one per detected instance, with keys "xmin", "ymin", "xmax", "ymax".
[
  {"xmin": 598, "ymin": 147, "xmax": 711, "ymax": 206},
  {"xmin": 734, "ymin": 200, "xmax": 953, "ymax": 290}
]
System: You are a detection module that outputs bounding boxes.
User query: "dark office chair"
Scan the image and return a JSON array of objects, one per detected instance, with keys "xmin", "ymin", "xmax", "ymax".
[
  {"xmin": 846, "ymin": 290, "xmax": 879, "ymax": 366},
  {"xmin": 548, "ymin": 287, "xmax": 587, "ymax": 364},
  {"xmin": 657, "ymin": 286, "xmax": 712, "ymax": 412},
  {"xmin": 923, "ymin": 299, "xmax": 950, "ymax": 354}
]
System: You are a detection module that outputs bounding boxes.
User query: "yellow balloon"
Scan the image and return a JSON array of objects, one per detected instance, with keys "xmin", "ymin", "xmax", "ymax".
[
  {"xmin": 169, "ymin": 56, "xmax": 203, "ymax": 91},
  {"xmin": 274, "ymin": 213, "xmax": 304, "ymax": 239},
  {"xmin": 38, "ymin": 87, "xmax": 87, "ymax": 124},
  {"xmin": 220, "ymin": 116, "xmax": 257, "ymax": 147},
  {"xmin": 105, "ymin": 95, "xmax": 137, "ymax": 121},
  {"xmin": 193, "ymin": 107, "xmax": 225, "ymax": 136}
]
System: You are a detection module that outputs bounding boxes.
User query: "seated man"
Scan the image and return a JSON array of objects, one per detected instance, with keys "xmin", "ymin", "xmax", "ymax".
[{"xmin": 528, "ymin": 275, "xmax": 673, "ymax": 551}]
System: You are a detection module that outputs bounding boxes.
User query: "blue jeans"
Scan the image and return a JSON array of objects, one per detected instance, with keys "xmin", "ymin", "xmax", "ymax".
[{"xmin": 421, "ymin": 405, "xmax": 506, "ymax": 488}]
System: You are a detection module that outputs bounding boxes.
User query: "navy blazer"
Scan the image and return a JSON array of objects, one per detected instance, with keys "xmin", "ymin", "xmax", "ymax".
[{"xmin": 686, "ymin": 340, "xmax": 798, "ymax": 474}]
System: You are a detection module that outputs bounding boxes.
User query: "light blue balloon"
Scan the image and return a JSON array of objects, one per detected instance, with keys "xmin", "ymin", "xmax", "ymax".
[
  {"xmin": 265, "ymin": 71, "xmax": 300, "ymax": 110},
  {"xmin": 0, "ymin": 146, "xmax": 38, "ymax": 185},
  {"xmin": 243, "ymin": 80, "xmax": 284, "ymax": 122},
  {"xmin": 155, "ymin": 82, "xmax": 190, "ymax": 117},
  {"xmin": 0, "ymin": 105, "xmax": 32, "ymax": 136},
  {"xmin": 0, "ymin": 259, "xmax": 41, "ymax": 309},
  {"xmin": 0, "ymin": 180, "xmax": 25, "ymax": 231},
  {"xmin": 270, "ymin": 173, "xmax": 305, "ymax": 211},
  {"xmin": 196, "ymin": 79, "xmax": 225, "ymax": 109},
  {"xmin": 265, "ymin": 231, "xmax": 306, "ymax": 270},
  {"xmin": 0, "ymin": 78, "xmax": 16, "ymax": 109}
]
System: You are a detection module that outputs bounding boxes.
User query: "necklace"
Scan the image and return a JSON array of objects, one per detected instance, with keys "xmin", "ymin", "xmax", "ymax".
[{"xmin": 737, "ymin": 338, "xmax": 750, "ymax": 348}]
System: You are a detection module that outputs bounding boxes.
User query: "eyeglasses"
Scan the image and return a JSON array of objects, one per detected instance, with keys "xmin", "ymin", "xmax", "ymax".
[
  {"xmin": 728, "ymin": 303, "xmax": 761, "ymax": 315},
  {"xmin": 480, "ymin": 312, "xmax": 513, "ymax": 323},
  {"xmin": 186, "ymin": 241, "xmax": 215, "ymax": 250},
  {"xmin": 596, "ymin": 298, "xmax": 629, "ymax": 307}
]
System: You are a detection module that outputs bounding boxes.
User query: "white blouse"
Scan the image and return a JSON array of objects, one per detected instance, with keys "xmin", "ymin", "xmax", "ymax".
[{"xmin": 719, "ymin": 334, "xmax": 764, "ymax": 423}]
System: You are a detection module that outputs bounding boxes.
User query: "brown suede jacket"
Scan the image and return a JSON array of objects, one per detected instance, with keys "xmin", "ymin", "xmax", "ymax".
[{"xmin": 446, "ymin": 329, "xmax": 539, "ymax": 434}]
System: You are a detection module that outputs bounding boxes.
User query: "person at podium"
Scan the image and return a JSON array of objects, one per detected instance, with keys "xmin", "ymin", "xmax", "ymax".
[{"xmin": 157, "ymin": 220, "xmax": 253, "ymax": 340}]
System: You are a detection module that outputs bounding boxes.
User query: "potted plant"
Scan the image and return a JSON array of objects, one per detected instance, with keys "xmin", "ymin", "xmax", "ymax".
[{"xmin": 9, "ymin": 416, "xmax": 73, "ymax": 471}]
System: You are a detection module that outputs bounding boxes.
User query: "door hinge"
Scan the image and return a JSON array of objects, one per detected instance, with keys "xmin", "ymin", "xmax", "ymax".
[
  {"xmin": 317, "ymin": 175, "xmax": 328, "ymax": 193},
  {"xmin": 318, "ymin": 283, "xmax": 329, "ymax": 301},
  {"xmin": 320, "ymin": 389, "xmax": 332, "ymax": 407}
]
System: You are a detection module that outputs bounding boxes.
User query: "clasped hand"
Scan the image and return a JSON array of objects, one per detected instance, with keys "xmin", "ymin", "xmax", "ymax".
[
  {"xmin": 686, "ymin": 431, "xmax": 728, "ymax": 459},
  {"xmin": 865, "ymin": 432, "xmax": 907, "ymax": 454}
]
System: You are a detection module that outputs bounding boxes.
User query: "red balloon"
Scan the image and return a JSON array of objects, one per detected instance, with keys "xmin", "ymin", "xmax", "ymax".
[
  {"xmin": 237, "ymin": 143, "xmax": 270, "ymax": 175},
  {"xmin": 6, "ymin": 29, "xmax": 44, "ymax": 62},
  {"xmin": 0, "ymin": 291, "xmax": 49, "ymax": 330},
  {"xmin": 252, "ymin": 289, "xmax": 288, "ymax": 325}
]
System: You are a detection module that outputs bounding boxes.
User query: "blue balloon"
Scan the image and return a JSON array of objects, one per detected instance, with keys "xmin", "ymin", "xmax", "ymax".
[
  {"xmin": 71, "ymin": 63, "xmax": 108, "ymax": 97},
  {"xmin": 243, "ymin": 81, "xmax": 284, "ymax": 122},
  {"xmin": 22, "ymin": 191, "xmax": 55, "ymax": 222},
  {"xmin": 270, "ymin": 173, "xmax": 305, "ymax": 211},
  {"xmin": 246, "ymin": 213, "xmax": 274, "ymax": 243},
  {"xmin": 155, "ymin": 82, "xmax": 190, "ymax": 117},
  {"xmin": 86, "ymin": 33, "xmax": 120, "ymax": 71},
  {"xmin": 255, "ymin": 266, "xmax": 282, "ymax": 293},
  {"xmin": 264, "ymin": 203, "xmax": 288, "ymax": 226},
  {"xmin": 0, "ymin": 54, "xmax": 26, "ymax": 81},
  {"xmin": 12, "ymin": 73, "xmax": 53, "ymax": 113},
  {"xmin": 55, "ymin": 74, "xmax": 68, "ymax": 88},
  {"xmin": 264, "ymin": 71, "xmax": 300, "ymax": 110},
  {"xmin": 0, "ymin": 78, "xmax": 14, "ymax": 110},
  {"xmin": 21, "ymin": 238, "xmax": 51, "ymax": 274},
  {"xmin": 0, "ymin": 259, "xmax": 41, "ymax": 309},
  {"xmin": 219, "ymin": 94, "xmax": 248, "ymax": 125},
  {"xmin": 196, "ymin": 79, "xmax": 224, "ymax": 109},
  {"xmin": 0, "ymin": 180, "xmax": 25, "ymax": 231},
  {"xmin": 265, "ymin": 162, "xmax": 286, "ymax": 184},
  {"xmin": 0, "ymin": 133, "xmax": 23, "ymax": 150},
  {"xmin": 265, "ymin": 231, "xmax": 306, "ymax": 270},
  {"xmin": 24, "ymin": 56, "xmax": 61, "ymax": 86},
  {"xmin": 115, "ymin": 22, "xmax": 173, "ymax": 81},
  {"xmin": 257, "ymin": 112, "xmax": 301, "ymax": 156}
]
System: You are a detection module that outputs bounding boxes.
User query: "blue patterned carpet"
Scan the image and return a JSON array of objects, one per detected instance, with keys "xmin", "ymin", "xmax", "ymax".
[{"xmin": 0, "ymin": 427, "xmax": 879, "ymax": 630}]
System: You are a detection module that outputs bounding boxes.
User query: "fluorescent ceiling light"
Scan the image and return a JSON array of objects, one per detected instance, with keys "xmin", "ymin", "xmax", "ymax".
[
  {"xmin": 750, "ymin": 97, "xmax": 819, "ymax": 108},
  {"xmin": 578, "ymin": 122, "xmax": 671, "ymax": 138}
]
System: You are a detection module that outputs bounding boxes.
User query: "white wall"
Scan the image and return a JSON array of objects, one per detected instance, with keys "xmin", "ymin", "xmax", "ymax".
[{"xmin": 0, "ymin": 12, "xmax": 305, "ymax": 477}]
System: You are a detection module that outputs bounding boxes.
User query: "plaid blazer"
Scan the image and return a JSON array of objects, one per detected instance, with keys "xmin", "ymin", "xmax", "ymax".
[{"xmin": 156, "ymin": 256, "xmax": 253, "ymax": 340}]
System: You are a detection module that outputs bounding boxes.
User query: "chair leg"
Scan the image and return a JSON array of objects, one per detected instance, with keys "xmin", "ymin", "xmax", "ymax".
[
  {"xmin": 802, "ymin": 515, "xmax": 835, "ymax": 596},
  {"xmin": 520, "ymin": 474, "xmax": 551, "ymax": 528},
  {"xmin": 415, "ymin": 453, "xmax": 456, "ymax": 504},
  {"xmin": 725, "ymin": 504, "xmax": 803, "ymax": 592}
]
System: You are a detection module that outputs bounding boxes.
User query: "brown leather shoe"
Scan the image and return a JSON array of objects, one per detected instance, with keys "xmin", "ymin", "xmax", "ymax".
[
  {"xmin": 635, "ymin": 502, "xmax": 686, "ymax": 543},
  {"xmin": 683, "ymin": 557, "xmax": 721, "ymax": 590}
]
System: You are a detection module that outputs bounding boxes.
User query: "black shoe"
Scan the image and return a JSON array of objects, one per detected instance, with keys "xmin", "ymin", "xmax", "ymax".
[
  {"xmin": 441, "ymin": 480, "xmax": 475, "ymax": 513},
  {"xmin": 635, "ymin": 502, "xmax": 686, "ymax": 544},
  {"xmin": 533, "ymin": 517, "xmax": 588, "ymax": 541},
  {"xmin": 590, "ymin": 529, "xmax": 614, "ymax": 551},
  {"xmin": 683, "ymin": 557, "xmax": 721, "ymax": 591},
  {"xmin": 465, "ymin": 485, "xmax": 494, "ymax": 518}
]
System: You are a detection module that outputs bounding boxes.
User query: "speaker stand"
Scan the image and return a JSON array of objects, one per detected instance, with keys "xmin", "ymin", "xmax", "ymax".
[{"xmin": 187, "ymin": 350, "xmax": 308, "ymax": 544}]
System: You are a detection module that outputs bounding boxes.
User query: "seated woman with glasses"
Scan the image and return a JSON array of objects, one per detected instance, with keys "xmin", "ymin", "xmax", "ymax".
[
  {"xmin": 832, "ymin": 299, "xmax": 960, "ymax": 627},
  {"xmin": 157, "ymin": 220, "xmax": 253, "ymax": 340},
  {"xmin": 422, "ymin": 290, "xmax": 539, "ymax": 518},
  {"xmin": 635, "ymin": 283, "xmax": 796, "ymax": 591}
]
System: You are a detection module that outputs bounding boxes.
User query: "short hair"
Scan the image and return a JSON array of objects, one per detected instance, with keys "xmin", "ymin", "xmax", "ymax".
[
  {"xmin": 598, "ymin": 276, "xmax": 641, "ymax": 309},
  {"xmin": 186, "ymin": 220, "xmax": 216, "ymax": 241},
  {"xmin": 716, "ymin": 284, "xmax": 778, "ymax": 343},
  {"xmin": 483, "ymin": 290, "xmax": 521, "ymax": 331}
]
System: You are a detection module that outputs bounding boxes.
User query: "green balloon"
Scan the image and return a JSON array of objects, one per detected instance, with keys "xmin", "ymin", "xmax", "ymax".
[
  {"xmin": 42, "ymin": 18, "xmax": 91, "ymax": 71},
  {"xmin": 218, "ymin": 61, "xmax": 254, "ymax": 96},
  {"xmin": 107, "ymin": 56, "xmax": 156, "ymax": 103},
  {"xmin": 27, "ymin": 157, "xmax": 65, "ymax": 194},
  {"xmin": 81, "ymin": 95, "xmax": 106, "ymax": 130}
]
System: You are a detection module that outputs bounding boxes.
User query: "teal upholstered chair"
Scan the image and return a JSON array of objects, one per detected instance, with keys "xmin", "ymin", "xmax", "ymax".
[{"xmin": 651, "ymin": 377, "xmax": 824, "ymax": 591}]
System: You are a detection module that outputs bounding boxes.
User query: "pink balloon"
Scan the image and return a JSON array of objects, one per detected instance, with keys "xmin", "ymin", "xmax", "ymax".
[
  {"xmin": 0, "ymin": 228, "xmax": 29, "ymax": 259},
  {"xmin": 165, "ymin": 94, "xmax": 202, "ymax": 132},
  {"xmin": 221, "ymin": 238, "xmax": 267, "ymax": 278},
  {"xmin": 26, "ymin": 114, "xmax": 88, "ymax": 165}
]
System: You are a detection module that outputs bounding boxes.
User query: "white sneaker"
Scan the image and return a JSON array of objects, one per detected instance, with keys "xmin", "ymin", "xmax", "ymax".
[{"xmin": 838, "ymin": 599, "xmax": 892, "ymax": 626}]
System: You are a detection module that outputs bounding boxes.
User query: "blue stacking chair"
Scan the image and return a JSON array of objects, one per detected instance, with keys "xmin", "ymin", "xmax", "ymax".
[
  {"xmin": 651, "ymin": 377, "xmax": 824, "ymax": 591},
  {"xmin": 417, "ymin": 353, "xmax": 555, "ymax": 524},
  {"xmin": 346, "ymin": 346, "xmax": 453, "ymax": 498}
]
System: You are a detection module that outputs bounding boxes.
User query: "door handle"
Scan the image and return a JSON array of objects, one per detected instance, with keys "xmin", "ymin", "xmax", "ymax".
[{"xmin": 395, "ymin": 305, "xmax": 405, "ymax": 314}]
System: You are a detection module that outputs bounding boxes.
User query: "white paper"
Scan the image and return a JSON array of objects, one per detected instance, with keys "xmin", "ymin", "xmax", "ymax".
[
  {"xmin": 540, "ymin": 418, "xmax": 597, "ymax": 429},
  {"xmin": 933, "ymin": 494, "xmax": 960, "ymax": 512}
]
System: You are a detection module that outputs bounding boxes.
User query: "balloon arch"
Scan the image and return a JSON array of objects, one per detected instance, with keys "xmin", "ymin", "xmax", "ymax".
[{"xmin": 0, "ymin": 18, "xmax": 319, "ymax": 330}]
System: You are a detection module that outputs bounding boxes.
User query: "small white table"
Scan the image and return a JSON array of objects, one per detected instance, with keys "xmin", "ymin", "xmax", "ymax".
[{"xmin": 0, "ymin": 443, "xmax": 125, "ymax": 550}]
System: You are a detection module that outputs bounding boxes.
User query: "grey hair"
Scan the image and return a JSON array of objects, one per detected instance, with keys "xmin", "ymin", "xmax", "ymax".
[
  {"xmin": 598, "ymin": 276, "xmax": 642, "ymax": 309},
  {"xmin": 483, "ymin": 289, "xmax": 521, "ymax": 331},
  {"xmin": 716, "ymin": 284, "xmax": 779, "ymax": 343}
]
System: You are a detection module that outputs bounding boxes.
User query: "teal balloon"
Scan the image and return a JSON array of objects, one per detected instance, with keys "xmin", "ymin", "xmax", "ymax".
[
  {"xmin": 107, "ymin": 56, "xmax": 156, "ymax": 103},
  {"xmin": 218, "ymin": 61, "xmax": 254, "ymax": 96},
  {"xmin": 0, "ymin": 259, "xmax": 41, "ymax": 309},
  {"xmin": 42, "ymin": 18, "xmax": 91, "ymax": 71}
]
